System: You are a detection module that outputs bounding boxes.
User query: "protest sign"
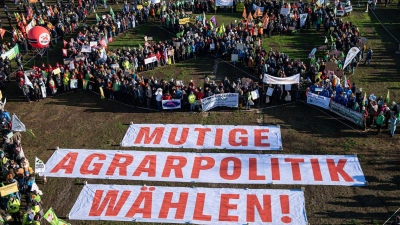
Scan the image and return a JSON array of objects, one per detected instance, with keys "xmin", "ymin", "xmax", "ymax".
[
  {"xmin": 266, "ymin": 87, "xmax": 274, "ymax": 96},
  {"xmin": 162, "ymin": 100, "xmax": 181, "ymax": 109},
  {"xmin": 210, "ymin": 43, "xmax": 215, "ymax": 50},
  {"xmin": 280, "ymin": 8, "xmax": 290, "ymax": 15},
  {"xmin": 330, "ymin": 101, "xmax": 364, "ymax": 126},
  {"xmin": 0, "ymin": 183, "xmax": 18, "ymax": 196},
  {"xmin": 69, "ymin": 184, "xmax": 308, "ymax": 224},
  {"xmin": 179, "ymin": 18, "xmax": 190, "ymax": 24},
  {"xmin": 307, "ymin": 92, "xmax": 331, "ymax": 109},
  {"xmin": 63, "ymin": 58, "xmax": 73, "ymax": 65},
  {"xmin": 251, "ymin": 90, "xmax": 259, "ymax": 100},
  {"xmin": 201, "ymin": 93, "xmax": 238, "ymax": 111},
  {"xmin": 216, "ymin": 0, "xmax": 233, "ymax": 6},
  {"xmin": 144, "ymin": 56, "xmax": 157, "ymax": 64},
  {"xmin": 81, "ymin": 45, "xmax": 91, "ymax": 53},
  {"xmin": 336, "ymin": 10, "xmax": 345, "ymax": 16},
  {"xmin": 44, "ymin": 149, "xmax": 365, "ymax": 185},
  {"xmin": 236, "ymin": 43, "xmax": 244, "ymax": 50},
  {"xmin": 231, "ymin": 54, "xmax": 238, "ymax": 61},
  {"xmin": 252, "ymin": 4, "xmax": 264, "ymax": 11},
  {"xmin": 89, "ymin": 41, "xmax": 98, "ymax": 47},
  {"xmin": 264, "ymin": 74, "xmax": 300, "ymax": 84},
  {"xmin": 75, "ymin": 55, "xmax": 85, "ymax": 62},
  {"xmin": 121, "ymin": 123, "xmax": 281, "ymax": 150},
  {"xmin": 52, "ymin": 68, "xmax": 61, "ymax": 75},
  {"xmin": 70, "ymin": 79, "xmax": 78, "ymax": 89}
]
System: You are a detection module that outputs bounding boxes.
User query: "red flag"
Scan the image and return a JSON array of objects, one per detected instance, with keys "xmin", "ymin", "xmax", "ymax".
[
  {"xmin": 62, "ymin": 49, "xmax": 67, "ymax": 57},
  {"xmin": 242, "ymin": 7, "xmax": 247, "ymax": 19},
  {"xmin": 63, "ymin": 40, "xmax": 67, "ymax": 48},
  {"xmin": 108, "ymin": 36, "xmax": 113, "ymax": 43},
  {"xmin": 0, "ymin": 28, "xmax": 5, "ymax": 39},
  {"xmin": 100, "ymin": 38, "xmax": 107, "ymax": 48}
]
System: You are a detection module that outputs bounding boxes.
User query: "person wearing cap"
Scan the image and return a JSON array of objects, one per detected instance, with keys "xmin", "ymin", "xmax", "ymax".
[
  {"xmin": 0, "ymin": 151, "xmax": 8, "ymax": 177},
  {"xmin": 7, "ymin": 196, "xmax": 21, "ymax": 222}
]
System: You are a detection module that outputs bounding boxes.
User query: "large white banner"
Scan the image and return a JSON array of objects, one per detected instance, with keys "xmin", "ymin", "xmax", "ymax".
[
  {"xmin": 264, "ymin": 74, "xmax": 300, "ymax": 85},
  {"xmin": 216, "ymin": 0, "xmax": 233, "ymax": 6},
  {"xmin": 201, "ymin": 93, "xmax": 238, "ymax": 111},
  {"xmin": 70, "ymin": 184, "xmax": 307, "ymax": 224},
  {"xmin": 121, "ymin": 124, "xmax": 282, "ymax": 150},
  {"xmin": 343, "ymin": 47, "xmax": 360, "ymax": 69},
  {"xmin": 44, "ymin": 149, "xmax": 366, "ymax": 186},
  {"xmin": 307, "ymin": 92, "xmax": 331, "ymax": 109}
]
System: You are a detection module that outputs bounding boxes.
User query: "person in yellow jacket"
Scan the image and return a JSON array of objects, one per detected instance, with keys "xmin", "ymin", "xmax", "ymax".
[
  {"xmin": 188, "ymin": 92, "xmax": 196, "ymax": 111},
  {"xmin": 63, "ymin": 74, "xmax": 70, "ymax": 92},
  {"xmin": 7, "ymin": 197, "xmax": 21, "ymax": 222}
]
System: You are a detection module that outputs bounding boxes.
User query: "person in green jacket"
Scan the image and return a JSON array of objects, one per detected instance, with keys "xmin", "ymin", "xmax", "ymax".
[
  {"xmin": 188, "ymin": 92, "xmax": 196, "ymax": 111},
  {"xmin": 376, "ymin": 111, "xmax": 385, "ymax": 135},
  {"xmin": 22, "ymin": 207, "xmax": 35, "ymax": 225},
  {"xmin": 7, "ymin": 197, "xmax": 21, "ymax": 222},
  {"xmin": 246, "ymin": 92, "xmax": 252, "ymax": 110}
]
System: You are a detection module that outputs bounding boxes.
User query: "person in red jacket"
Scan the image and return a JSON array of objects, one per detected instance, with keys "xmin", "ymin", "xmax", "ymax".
[{"xmin": 162, "ymin": 91, "xmax": 172, "ymax": 100}]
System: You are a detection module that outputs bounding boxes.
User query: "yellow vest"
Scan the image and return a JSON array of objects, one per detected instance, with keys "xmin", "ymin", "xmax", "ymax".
[{"xmin": 7, "ymin": 199, "xmax": 20, "ymax": 213}]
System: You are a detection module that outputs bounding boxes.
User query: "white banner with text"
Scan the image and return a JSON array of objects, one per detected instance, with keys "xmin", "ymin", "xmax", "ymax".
[
  {"xmin": 70, "ymin": 184, "xmax": 308, "ymax": 224},
  {"xmin": 201, "ymin": 93, "xmax": 238, "ymax": 111},
  {"xmin": 44, "ymin": 149, "xmax": 366, "ymax": 186},
  {"xmin": 264, "ymin": 74, "xmax": 300, "ymax": 84},
  {"xmin": 121, "ymin": 124, "xmax": 282, "ymax": 150},
  {"xmin": 307, "ymin": 92, "xmax": 331, "ymax": 109}
]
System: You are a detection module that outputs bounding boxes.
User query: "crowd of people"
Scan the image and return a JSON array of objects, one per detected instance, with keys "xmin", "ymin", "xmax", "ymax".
[
  {"xmin": 0, "ymin": 0, "xmax": 397, "ymax": 137},
  {"xmin": 0, "ymin": 108, "xmax": 44, "ymax": 224}
]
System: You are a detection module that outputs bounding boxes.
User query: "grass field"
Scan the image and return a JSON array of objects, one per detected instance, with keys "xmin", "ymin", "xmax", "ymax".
[{"xmin": 1, "ymin": 1, "xmax": 400, "ymax": 225}]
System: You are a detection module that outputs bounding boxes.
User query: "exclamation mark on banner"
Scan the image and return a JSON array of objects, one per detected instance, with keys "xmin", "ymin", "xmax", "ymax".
[{"xmin": 280, "ymin": 195, "xmax": 292, "ymax": 223}]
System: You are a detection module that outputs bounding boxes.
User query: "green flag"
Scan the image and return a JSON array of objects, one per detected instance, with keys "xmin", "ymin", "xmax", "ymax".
[
  {"xmin": 386, "ymin": 89, "xmax": 390, "ymax": 103},
  {"xmin": 330, "ymin": 35, "xmax": 334, "ymax": 43},
  {"xmin": 362, "ymin": 91, "xmax": 367, "ymax": 106},
  {"xmin": 138, "ymin": 43, "xmax": 143, "ymax": 49},
  {"xmin": 44, "ymin": 208, "xmax": 60, "ymax": 225},
  {"xmin": 325, "ymin": 36, "xmax": 328, "ymax": 43},
  {"xmin": 96, "ymin": 13, "xmax": 100, "ymax": 23},
  {"xmin": 83, "ymin": 79, "xmax": 89, "ymax": 90},
  {"xmin": 176, "ymin": 30, "xmax": 184, "ymax": 38},
  {"xmin": 110, "ymin": 7, "xmax": 115, "ymax": 19}
]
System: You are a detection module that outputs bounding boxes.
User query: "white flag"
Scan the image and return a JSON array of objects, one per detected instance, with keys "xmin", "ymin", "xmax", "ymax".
[
  {"xmin": 344, "ymin": 75, "xmax": 349, "ymax": 88},
  {"xmin": 300, "ymin": 13, "xmax": 308, "ymax": 27},
  {"xmin": 11, "ymin": 114, "xmax": 26, "ymax": 132},
  {"xmin": 35, "ymin": 157, "xmax": 46, "ymax": 175},
  {"xmin": 24, "ymin": 74, "xmax": 33, "ymax": 89},
  {"xmin": 203, "ymin": 12, "xmax": 206, "ymax": 27},
  {"xmin": 343, "ymin": 47, "xmax": 360, "ymax": 69}
]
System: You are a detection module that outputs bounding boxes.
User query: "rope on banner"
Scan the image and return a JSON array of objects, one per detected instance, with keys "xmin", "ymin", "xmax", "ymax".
[{"xmin": 300, "ymin": 100, "xmax": 363, "ymax": 132}]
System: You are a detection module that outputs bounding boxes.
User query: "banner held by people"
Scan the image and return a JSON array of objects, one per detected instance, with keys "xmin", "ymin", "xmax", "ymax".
[
  {"xmin": 121, "ymin": 124, "xmax": 282, "ymax": 150},
  {"xmin": 264, "ymin": 74, "xmax": 300, "ymax": 84},
  {"xmin": 201, "ymin": 93, "xmax": 238, "ymax": 111},
  {"xmin": 162, "ymin": 100, "xmax": 181, "ymax": 109},
  {"xmin": 35, "ymin": 157, "xmax": 46, "ymax": 176},
  {"xmin": 69, "ymin": 184, "xmax": 308, "ymax": 224},
  {"xmin": 44, "ymin": 149, "xmax": 366, "ymax": 186},
  {"xmin": 330, "ymin": 101, "xmax": 364, "ymax": 126},
  {"xmin": 307, "ymin": 92, "xmax": 331, "ymax": 109}
]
